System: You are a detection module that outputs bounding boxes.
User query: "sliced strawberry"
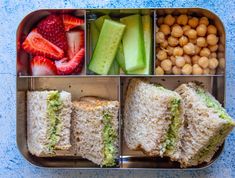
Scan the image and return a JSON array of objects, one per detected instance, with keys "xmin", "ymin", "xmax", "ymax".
[
  {"xmin": 66, "ymin": 30, "xmax": 84, "ymax": 60},
  {"xmin": 62, "ymin": 15, "xmax": 84, "ymax": 31},
  {"xmin": 37, "ymin": 15, "xmax": 68, "ymax": 51},
  {"xmin": 31, "ymin": 56, "xmax": 57, "ymax": 76},
  {"xmin": 71, "ymin": 59, "xmax": 84, "ymax": 74},
  {"xmin": 22, "ymin": 30, "xmax": 64, "ymax": 60},
  {"xmin": 55, "ymin": 48, "xmax": 85, "ymax": 75}
]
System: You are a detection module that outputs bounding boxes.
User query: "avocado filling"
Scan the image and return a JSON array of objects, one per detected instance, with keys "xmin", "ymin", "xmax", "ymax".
[
  {"xmin": 46, "ymin": 91, "xmax": 63, "ymax": 152},
  {"xmin": 194, "ymin": 124, "xmax": 232, "ymax": 162},
  {"xmin": 164, "ymin": 98, "xmax": 181, "ymax": 153},
  {"xmin": 196, "ymin": 88, "xmax": 234, "ymax": 124},
  {"xmin": 102, "ymin": 111, "xmax": 117, "ymax": 167}
]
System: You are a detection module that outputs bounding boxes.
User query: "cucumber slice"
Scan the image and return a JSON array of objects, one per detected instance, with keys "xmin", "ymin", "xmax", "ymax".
[
  {"xmin": 95, "ymin": 15, "xmax": 111, "ymax": 30},
  {"xmin": 116, "ymin": 43, "xmax": 127, "ymax": 73},
  {"xmin": 108, "ymin": 59, "xmax": 120, "ymax": 75},
  {"xmin": 88, "ymin": 19, "xmax": 125, "ymax": 75},
  {"xmin": 90, "ymin": 21, "xmax": 100, "ymax": 51},
  {"xmin": 128, "ymin": 15, "xmax": 152, "ymax": 74},
  {"xmin": 120, "ymin": 14, "xmax": 145, "ymax": 72}
]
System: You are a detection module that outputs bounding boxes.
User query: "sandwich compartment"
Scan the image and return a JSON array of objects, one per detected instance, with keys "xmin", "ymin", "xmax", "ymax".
[{"xmin": 16, "ymin": 8, "xmax": 227, "ymax": 169}]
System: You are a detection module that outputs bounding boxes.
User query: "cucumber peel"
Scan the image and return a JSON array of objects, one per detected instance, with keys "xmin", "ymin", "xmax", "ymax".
[
  {"xmin": 90, "ymin": 21, "xmax": 100, "ymax": 51},
  {"xmin": 95, "ymin": 15, "xmax": 111, "ymax": 30}
]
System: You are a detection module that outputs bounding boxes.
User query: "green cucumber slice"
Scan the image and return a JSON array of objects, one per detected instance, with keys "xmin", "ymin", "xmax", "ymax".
[
  {"xmin": 128, "ymin": 15, "xmax": 152, "ymax": 74},
  {"xmin": 95, "ymin": 15, "xmax": 111, "ymax": 30},
  {"xmin": 90, "ymin": 21, "xmax": 100, "ymax": 51},
  {"xmin": 108, "ymin": 59, "xmax": 120, "ymax": 75},
  {"xmin": 116, "ymin": 43, "xmax": 127, "ymax": 73},
  {"xmin": 88, "ymin": 19, "xmax": 125, "ymax": 75},
  {"xmin": 120, "ymin": 14, "xmax": 145, "ymax": 72}
]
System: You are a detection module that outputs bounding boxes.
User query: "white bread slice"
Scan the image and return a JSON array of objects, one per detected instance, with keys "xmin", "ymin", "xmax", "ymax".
[
  {"xmin": 27, "ymin": 91, "xmax": 72, "ymax": 157},
  {"xmin": 175, "ymin": 82, "xmax": 235, "ymax": 167},
  {"xmin": 124, "ymin": 79, "xmax": 184, "ymax": 158},
  {"xmin": 72, "ymin": 97, "xmax": 119, "ymax": 166}
]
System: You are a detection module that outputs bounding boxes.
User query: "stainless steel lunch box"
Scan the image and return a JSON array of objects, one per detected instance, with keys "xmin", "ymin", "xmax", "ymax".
[{"xmin": 16, "ymin": 8, "xmax": 226, "ymax": 169}]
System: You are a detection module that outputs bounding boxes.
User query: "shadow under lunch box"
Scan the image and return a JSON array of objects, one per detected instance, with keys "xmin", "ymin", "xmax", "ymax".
[{"xmin": 16, "ymin": 8, "xmax": 226, "ymax": 169}]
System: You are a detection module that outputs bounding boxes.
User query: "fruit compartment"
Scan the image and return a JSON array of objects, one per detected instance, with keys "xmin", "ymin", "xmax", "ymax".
[
  {"xmin": 155, "ymin": 8, "xmax": 226, "ymax": 76},
  {"xmin": 16, "ymin": 9, "xmax": 86, "ymax": 76},
  {"xmin": 86, "ymin": 9, "xmax": 156, "ymax": 76},
  {"xmin": 17, "ymin": 76, "xmax": 121, "ymax": 168}
]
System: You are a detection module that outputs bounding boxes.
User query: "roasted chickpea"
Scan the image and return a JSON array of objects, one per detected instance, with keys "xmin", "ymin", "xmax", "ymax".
[
  {"xmin": 182, "ymin": 64, "xmax": 193, "ymax": 75},
  {"xmin": 160, "ymin": 40, "xmax": 168, "ymax": 48},
  {"xmin": 209, "ymin": 52, "xmax": 217, "ymax": 58},
  {"xmin": 195, "ymin": 46, "xmax": 201, "ymax": 55},
  {"xmin": 218, "ymin": 44, "xmax": 225, "ymax": 52},
  {"xmin": 161, "ymin": 59, "xmax": 172, "ymax": 72},
  {"xmin": 177, "ymin": 15, "xmax": 188, "ymax": 25},
  {"xmin": 157, "ymin": 17, "xmax": 164, "ymax": 26},
  {"xmin": 192, "ymin": 64, "xmax": 203, "ymax": 75},
  {"xmin": 200, "ymin": 48, "xmax": 211, "ymax": 57},
  {"xmin": 160, "ymin": 24, "xmax": 171, "ymax": 35},
  {"xmin": 186, "ymin": 29, "xmax": 197, "ymax": 39},
  {"xmin": 188, "ymin": 17, "xmax": 199, "ymax": 28},
  {"xmin": 199, "ymin": 17, "xmax": 209, "ymax": 26},
  {"xmin": 219, "ymin": 58, "xmax": 225, "ymax": 69},
  {"xmin": 170, "ymin": 56, "xmax": 176, "ymax": 65},
  {"xmin": 184, "ymin": 54, "xmax": 192, "ymax": 64},
  {"xmin": 183, "ymin": 25, "xmax": 191, "ymax": 34},
  {"xmin": 168, "ymin": 36, "xmax": 179, "ymax": 46},
  {"xmin": 196, "ymin": 24, "xmax": 207, "ymax": 36},
  {"xmin": 183, "ymin": 43, "xmax": 196, "ymax": 55},
  {"xmin": 164, "ymin": 14, "xmax": 175, "ymax": 26},
  {"xmin": 157, "ymin": 50, "xmax": 167, "ymax": 61},
  {"xmin": 203, "ymin": 68, "xmax": 210, "ymax": 74},
  {"xmin": 156, "ymin": 32, "xmax": 165, "ymax": 43},
  {"xmin": 198, "ymin": 56, "xmax": 209, "ymax": 68},
  {"xmin": 189, "ymin": 38, "xmax": 197, "ymax": 44},
  {"xmin": 172, "ymin": 66, "xmax": 181, "ymax": 75},
  {"xmin": 192, "ymin": 55, "xmax": 200, "ymax": 64},
  {"xmin": 173, "ymin": 47, "xmax": 184, "ymax": 56},
  {"xmin": 166, "ymin": 46, "xmax": 174, "ymax": 55},
  {"xmin": 171, "ymin": 25, "xmax": 183, "ymax": 38},
  {"xmin": 209, "ymin": 45, "xmax": 218, "ymax": 52},
  {"xmin": 207, "ymin": 34, "xmax": 218, "ymax": 46},
  {"xmin": 208, "ymin": 58, "xmax": 219, "ymax": 69},
  {"xmin": 196, "ymin": 37, "xmax": 206, "ymax": 47},
  {"xmin": 207, "ymin": 25, "xmax": 217, "ymax": 34},
  {"xmin": 179, "ymin": 36, "xmax": 188, "ymax": 46},
  {"xmin": 175, "ymin": 56, "xmax": 186, "ymax": 67},
  {"xmin": 155, "ymin": 66, "xmax": 164, "ymax": 75}
]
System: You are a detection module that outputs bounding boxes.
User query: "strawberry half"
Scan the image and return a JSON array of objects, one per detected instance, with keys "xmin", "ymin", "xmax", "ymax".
[
  {"xmin": 55, "ymin": 48, "xmax": 85, "ymax": 75},
  {"xmin": 22, "ymin": 30, "xmax": 64, "ymax": 60},
  {"xmin": 62, "ymin": 14, "xmax": 84, "ymax": 31},
  {"xmin": 66, "ymin": 30, "xmax": 84, "ymax": 60},
  {"xmin": 31, "ymin": 56, "xmax": 57, "ymax": 76},
  {"xmin": 37, "ymin": 15, "xmax": 68, "ymax": 51}
]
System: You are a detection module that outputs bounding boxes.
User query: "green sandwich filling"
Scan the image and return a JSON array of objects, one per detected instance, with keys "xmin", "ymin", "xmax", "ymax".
[
  {"xmin": 164, "ymin": 98, "xmax": 182, "ymax": 153},
  {"xmin": 196, "ymin": 88, "xmax": 234, "ymax": 124},
  {"xmin": 193, "ymin": 87, "xmax": 235, "ymax": 160},
  {"xmin": 102, "ymin": 111, "xmax": 117, "ymax": 167},
  {"xmin": 46, "ymin": 91, "xmax": 63, "ymax": 152}
]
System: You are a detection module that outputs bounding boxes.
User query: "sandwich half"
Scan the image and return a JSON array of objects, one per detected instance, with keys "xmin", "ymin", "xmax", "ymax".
[
  {"xmin": 72, "ymin": 97, "xmax": 119, "ymax": 167},
  {"xmin": 27, "ymin": 90, "xmax": 72, "ymax": 157},
  {"xmin": 124, "ymin": 79, "xmax": 184, "ymax": 159},
  {"xmin": 175, "ymin": 82, "xmax": 235, "ymax": 167}
]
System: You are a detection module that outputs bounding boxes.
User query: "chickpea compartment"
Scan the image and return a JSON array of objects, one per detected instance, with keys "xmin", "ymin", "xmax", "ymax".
[{"xmin": 155, "ymin": 10, "xmax": 225, "ymax": 75}]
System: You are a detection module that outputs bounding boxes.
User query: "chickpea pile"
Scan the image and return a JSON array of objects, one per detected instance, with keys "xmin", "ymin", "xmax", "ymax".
[{"xmin": 156, "ymin": 14, "xmax": 225, "ymax": 75}]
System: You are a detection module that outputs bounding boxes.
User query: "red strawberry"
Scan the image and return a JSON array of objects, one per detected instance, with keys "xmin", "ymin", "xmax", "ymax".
[
  {"xmin": 66, "ymin": 30, "xmax": 84, "ymax": 60},
  {"xmin": 55, "ymin": 48, "xmax": 85, "ymax": 75},
  {"xmin": 22, "ymin": 30, "xmax": 64, "ymax": 60},
  {"xmin": 31, "ymin": 56, "xmax": 57, "ymax": 76},
  {"xmin": 37, "ymin": 15, "xmax": 68, "ymax": 51},
  {"xmin": 62, "ymin": 15, "xmax": 84, "ymax": 31},
  {"xmin": 72, "ymin": 59, "xmax": 84, "ymax": 74}
]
